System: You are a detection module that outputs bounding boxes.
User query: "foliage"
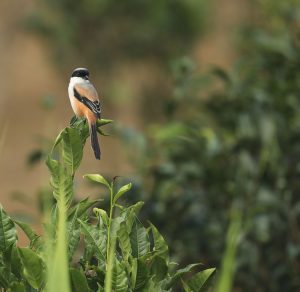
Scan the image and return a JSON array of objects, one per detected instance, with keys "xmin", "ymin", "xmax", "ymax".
[
  {"xmin": 0, "ymin": 118, "xmax": 215, "ymax": 291},
  {"xmin": 119, "ymin": 2, "xmax": 300, "ymax": 292},
  {"xmin": 26, "ymin": 0, "xmax": 207, "ymax": 68}
]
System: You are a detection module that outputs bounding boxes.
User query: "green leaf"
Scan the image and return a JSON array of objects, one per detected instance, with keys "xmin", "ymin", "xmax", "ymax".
[
  {"xmin": 113, "ymin": 183, "xmax": 132, "ymax": 205},
  {"xmin": 79, "ymin": 219, "xmax": 106, "ymax": 262},
  {"xmin": 51, "ymin": 129, "xmax": 64, "ymax": 149},
  {"xmin": 150, "ymin": 223, "xmax": 169, "ymax": 260},
  {"xmin": 120, "ymin": 202, "xmax": 144, "ymax": 233},
  {"xmin": 84, "ymin": 174, "xmax": 111, "ymax": 189},
  {"xmin": 133, "ymin": 259, "xmax": 149, "ymax": 290},
  {"xmin": 46, "ymin": 156, "xmax": 74, "ymax": 208},
  {"xmin": 130, "ymin": 220, "xmax": 150, "ymax": 258},
  {"xmin": 150, "ymin": 256, "xmax": 168, "ymax": 282},
  {"xmin": 0, "ymin": 267, "xmax": 9, "ymax": 288},
  {"xmin": 68, "ymin": 198, "xmax": 100, "ymax": 219},
  {"xmin": 96, "ymin": 119, "xmax": 114, "ymax": 127},
  {"xmin": 117, "ymin": 221, "xmax": 131, "ymax": 261},
  {"xmin": 110, "ymin": 217, "xmax": 123, "ymax": 239},
  {"xmin": 61, "ymin": 127, "xmax": 84, "ymax": 175},
  {"xmin": 18, "ymin": 247, "xmax": 45, "ymax": 289},
  {"xmin": 165, "ymin": 263, "xmax": 202, "ymax": 289},
  {"xmin": 93, "ymin": 208, "xmax": 109, "ymax": 227},
  {"xmin": 11, "ymin": 245, "xmax": 23, "ymax": 279},
  {"xmin": 182, "ymin": 279, "xmax": 192, "ymax": 292},
  {"xmin": 14, "ymin": 220, "xmax": 42, "ymax": 250},
  {"xmin": 112, "ymin": 260, "xmax": 128, "ymax": 292},
  {"xmin": 70, "ymin": 268, "xmax": 90, "ymax": 292},
  {"xmin": 142, "ymin": 277, "xmax": 166, "ymax": 292},
  {"xmin": 0, "ymin": 206, "xmax": 17, "ymax": 251},
  {"xmin": 50, "ymin": 127, "xmax": 84, "ymax": 175},
  {"xmin": 8, "ymin": 282, "xmax": 26, "ymax": 292},
  {"xmin": 215, "ymin": 208, "xmax": 241, "ymax": 292},
  {"xmin": 67, "ymin": 207, "xmax": 81, "ymax": 260},
  {"xmin": 186, "ymin": 268, "xmax": 216, "ymax": 292},
  {"xmin": 47, "ymin": 174, "xmax": 72, "ymax": 292},
  {"xmin": 97, "ymin": 128, "xmax": 110, "ymax": 136},
  {"xmin": 69, "ymin": 115, "xmax": 78, "ymax": 126}
]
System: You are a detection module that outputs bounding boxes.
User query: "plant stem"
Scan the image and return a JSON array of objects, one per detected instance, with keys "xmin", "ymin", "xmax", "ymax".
[
  {"xmin": 105, "ymin": 183, "xmax": 114, "ymax": 292},
  {"xmin": 106, "ymin": 183, "xmax": 114, "ymax": 265}
]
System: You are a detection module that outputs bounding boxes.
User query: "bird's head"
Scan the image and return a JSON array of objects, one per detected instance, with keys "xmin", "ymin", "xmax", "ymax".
[{"xmin": 71, "ymin": 68, "xmax": 90, "ymax": 80}]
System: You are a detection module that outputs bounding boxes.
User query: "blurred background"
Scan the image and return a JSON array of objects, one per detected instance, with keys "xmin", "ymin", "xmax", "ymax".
[{"xmin": 1, "ymin": 0, "xmax": 300, "ymax": 291}]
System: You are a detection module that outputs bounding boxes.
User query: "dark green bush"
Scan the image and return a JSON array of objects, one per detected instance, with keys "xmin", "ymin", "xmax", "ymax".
[
  {"xmin": 26, "ymin": 0, "xmax": 207, "ymax": 67},
  {"xmin": 122, "ymin": 2, "xmax": 300, "ymax": 291}
]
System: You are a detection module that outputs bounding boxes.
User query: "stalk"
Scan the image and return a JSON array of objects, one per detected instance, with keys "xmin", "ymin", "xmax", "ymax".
[
  {"xmin": 106, "ymin": 182, "xmax": 114, "ymax": 263},
  {"xmin": 105, "ymin": 182, "xmax": 114, "ymax": 292}
]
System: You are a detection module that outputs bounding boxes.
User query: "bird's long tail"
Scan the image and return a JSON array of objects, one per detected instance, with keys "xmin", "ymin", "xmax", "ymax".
[{"xmin": 90, "ymin": 122, "xmax": 101, "ymax": 160}]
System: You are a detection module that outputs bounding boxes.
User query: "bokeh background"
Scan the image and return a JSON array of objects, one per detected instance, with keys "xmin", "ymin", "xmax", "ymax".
[{"xmin": 1, "ymin": 0, "xmax": 300, "ymax": 291}]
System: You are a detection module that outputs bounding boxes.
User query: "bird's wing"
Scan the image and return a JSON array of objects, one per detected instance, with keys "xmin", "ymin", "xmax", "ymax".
[{"xmin": 74, "ymin": 83, "xmax": 101, "ymax": 118}]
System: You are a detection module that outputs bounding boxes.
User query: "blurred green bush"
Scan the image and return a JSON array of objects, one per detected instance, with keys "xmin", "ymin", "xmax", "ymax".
[
  {"xmin": 123, "ymin": 1, "xmax": 300, "ymax": 291},
  {"xmin": 26, "ymin": 0, "xmax": 207, "ymax": 68},
  {"xmin": 26, "ymin": 0, "xmax": 300, "ymax": 291}
]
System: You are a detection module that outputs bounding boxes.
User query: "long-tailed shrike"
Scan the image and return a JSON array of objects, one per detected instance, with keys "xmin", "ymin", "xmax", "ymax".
[{"xmin": 68, "ymin": 68, "xmax": 101, "ymax": 159}]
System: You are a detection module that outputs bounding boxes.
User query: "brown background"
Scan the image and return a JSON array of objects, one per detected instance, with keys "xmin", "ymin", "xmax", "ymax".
[{"xmin": 0, "ymin": 0, "xmax": 251, "ymax": 220}]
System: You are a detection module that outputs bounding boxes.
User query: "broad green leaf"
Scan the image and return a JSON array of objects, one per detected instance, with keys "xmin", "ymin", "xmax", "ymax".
[
  {"xmin": 165, "ymin": 263, "xmax": 202, "ymax": 289},
  {"xmin": 112, "ymin": 260, "xmax": 128, "ymax": 292},
  {"xmin": 133, "ymin": 259, "xmax": 149, "ymax": 290},
  {"xmin": 0, "ymin": 267, "xmax": 9, "ymax": 288},
  {"xmin": 130, "ymin": 220, "xmax": 150, "ymax": 258},
  {"xmin": 79, "ymin": 219, "xmax": 106, "ymax": 262},
  {"xmin": 70, "ymin": 268, "xmax": 90, "ymax": 292},
  {"xmin": 18, "ymin": 247, "xmax": 45, "ymax": 289},
  {"xmin": 110, "ymin": 217, "xmax": 124, "ymax": 240},
  {"xmin": 11, "ymin": 245, "xmax": 22, "ymax": 279},
  {"xmin": 46, "ymin": 156, "xmax": 74, "ymax": 208},
  {"xmin": 0, "ymin": 206, "xmax": 17, "ymax": 251},
  {"xmin": 14, "ymin": 220, "xmax": 42, "ymax": 250},
  {"xmin": 120, "ymin": 202, "xmax": 144, "ymax": 233},
  {"xmin": 61, "ymin": 127, "xmax": 84, "ymax": 175},
  {"xmin": 186, "ymin": 268, "xmax": 216, "ymax": 292},
  {"xmin": 67, "ymin": 207, "xmax": 81, "ymax": 260},
  {"xmin": 150, "ymin": 223, "xmax": 169, "ymax": 260},
  {"xmin": 68, "ymin": 198, "xmax": 100, "ymax": 219},
  {"xmin": 141, "ymin": 276, "xmax": 167, "ymax": 292},
  {"xmin": 117, "ymin": 221, "xmax": 131, "ymax": 261},
  {"xmin": 8, "ymin": 282, "xmax": 26, "ymax": 292},
  {"xmin": 84, "ymin": 174, "xmax": 110, "ymax": 189},
  {"xmin": 150, "ymin": 256, "xmax": 168, "ymax": 282},
  {"xmin": 113, "ymin": 183, "xmax": 132, "ymax": 204},
  {"xmin": 50, "ymin": 127, "xmax": 83, "ymax": 175}
]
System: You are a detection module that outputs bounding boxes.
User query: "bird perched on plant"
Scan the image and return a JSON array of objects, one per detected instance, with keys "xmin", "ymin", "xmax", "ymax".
[{"xmin": 68, "ymin": 68, "xmax": 101, "ymax": 159}]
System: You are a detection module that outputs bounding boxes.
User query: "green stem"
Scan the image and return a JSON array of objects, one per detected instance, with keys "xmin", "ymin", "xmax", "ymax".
[
  {"xmin": 106, "ymin": 183, "xmax": 114, "ymax": 265},
  {"xmin": 105, "ymin": 183, "xmax": 114, "ymax": 292}
]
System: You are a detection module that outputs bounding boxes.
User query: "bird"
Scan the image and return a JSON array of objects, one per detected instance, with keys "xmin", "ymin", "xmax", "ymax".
[{"xmin": 68, "ymin": 68, "xmax": 101, "ymax": 159}]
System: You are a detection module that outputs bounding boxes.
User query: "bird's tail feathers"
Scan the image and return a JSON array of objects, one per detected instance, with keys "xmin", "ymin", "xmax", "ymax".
[{"xmin": 90, "ymin": 123, "xmax": 101, "ymax": 160}]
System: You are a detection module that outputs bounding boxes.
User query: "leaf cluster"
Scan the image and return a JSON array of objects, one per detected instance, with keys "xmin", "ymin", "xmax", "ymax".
[
  {"xmin": 0, "ymin": 117, "xmax": 215, "ymax": 291},
  {"xmin": 121, "ymin": 2, "xmax": 300, "ymax": 291}
]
